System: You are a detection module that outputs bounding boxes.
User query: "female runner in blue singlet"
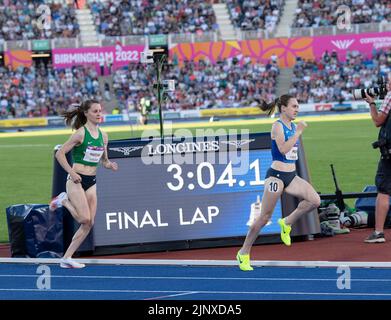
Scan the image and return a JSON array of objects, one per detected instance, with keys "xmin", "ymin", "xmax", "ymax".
[{"xmin": 237, "ymin": 94, "xmax": 320, "ymax": 271}]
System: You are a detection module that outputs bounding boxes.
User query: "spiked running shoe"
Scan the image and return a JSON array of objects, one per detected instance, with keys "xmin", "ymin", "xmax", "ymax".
[
  {"xmin": 49, "ymin": 192, "xmax": 68, "ymax": 211},
  {"xmin": 278, "ymin": 218, "xmax": 292, "ymax": 246},
  {"xmin": 236, "ymin": 251, "xmax": 253, "ymax": 271},
  {"xmin": 60, "ymin": 258, "xmax": 85, "ymax": 269}
]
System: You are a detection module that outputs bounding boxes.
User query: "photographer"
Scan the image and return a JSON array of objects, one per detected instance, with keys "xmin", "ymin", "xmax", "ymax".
[
  {"xmin": 138, "ymin": 97, "xmax": 151, "ymax": 125},
  {"xmin": 364, "ymin": 74, "xmax": 391, "ymax": 243}
]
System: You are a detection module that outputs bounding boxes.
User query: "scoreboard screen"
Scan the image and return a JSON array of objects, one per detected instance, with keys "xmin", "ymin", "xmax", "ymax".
[{"xmin": 90, "ymin": 132, "xmax": 320, "ymax": 251}]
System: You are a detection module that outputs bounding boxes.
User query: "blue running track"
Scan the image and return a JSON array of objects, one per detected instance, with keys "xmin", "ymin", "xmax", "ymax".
[{"xmin": 0, "ymin": 263, "xmax": 391, "ymax": 300}]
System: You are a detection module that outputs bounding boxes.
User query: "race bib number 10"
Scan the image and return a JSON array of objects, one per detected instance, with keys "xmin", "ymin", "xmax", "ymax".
[{"xmin": 285, "ymin": 146, "xmax": 298, "ymax": 161}]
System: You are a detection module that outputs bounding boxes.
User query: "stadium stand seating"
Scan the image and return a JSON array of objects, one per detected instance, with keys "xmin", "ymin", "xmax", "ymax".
[
  {"xmin": 0, "ymin": 0, "xmax": 390, "ymax": 118},
  {"xmin": 289, "ymin": 48, "xmax": 391, "ymax": 103},
  {"xmin": 112, "ymin": 56, "xmax": 279, "ymax": 111},
  {"xmin": 226, "ymin": 0, "xmax": 285, "ymax": 31},
  {"xmin": 0, "ymin": 62, "xmax": 101, "ymax": 118},
  {"xmin": 89, "ymin": 0, "xmax": 218, "ymax": 36},
  {"xmin": 0, "ymin": 56, "xmax": 279, "ymax": 118},
  {"xmin": 0, "ymin": 0, "xmax": 80, "ymax": 40},
  {"xmin": 293, "ymin": 0, "xmax": 391, "ymax": 28}
]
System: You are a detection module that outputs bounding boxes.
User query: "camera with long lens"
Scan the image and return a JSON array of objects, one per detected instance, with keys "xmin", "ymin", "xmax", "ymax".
[
  {"xmin": 340, "ymin": 211, "xmax": 368, "ymax": 227},
  {"xmin": 352, "ymin": 76, "xmax": 388, "ymax": 100}
]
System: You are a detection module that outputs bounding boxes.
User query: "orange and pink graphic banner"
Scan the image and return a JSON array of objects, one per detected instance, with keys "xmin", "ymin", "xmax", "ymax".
[
  {"xmin": 171, "ymin": 32, "xmax": 391, "ymax": 67},
  {"xmin": 4, "ymin": 50, "xmax": 33, "ymax": 70}
]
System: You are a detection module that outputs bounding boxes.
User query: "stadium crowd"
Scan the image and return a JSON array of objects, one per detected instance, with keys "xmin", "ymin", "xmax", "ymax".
[
  {"xmin": 2, "ymin": 0, "xmax": 390, "ymax": 41},
  {"xmin": 112, "ymin": 56, "xmax": 279, "ymax": 112},
  {"xmin": 0, "ymin": 56, "xmax": 279, "ymax": 118},
  {"xmin": 293, "ymin": 0, "xmax": 391, "ymax": 28},
  {"xmin": 1, "ymin": 0, "xmax": 390, "ymax": 118},
  {"xmin": 0, "ymin": 0, "xmax": 79, "ymax": 40},
  {"xmin": 227, "ymin": 0, "xmax": 284, "ymax": 31},
  {"xmin": 89, "ymin": 0, "xmax": 218, "ymax": 37},
  {"xmin": 289, "ymin": 48, "xmax": 391, "ymax": 103},
  {"xmin": 0, "ymin": 62, "xmax": 101, "ymax": 118},
  {"xmin": 2, "ymin": 47, "xmax": 391, "ymax": 118}
]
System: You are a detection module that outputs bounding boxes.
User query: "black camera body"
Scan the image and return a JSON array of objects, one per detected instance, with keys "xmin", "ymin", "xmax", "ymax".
[
  {"xmin": 373, "ymin": 107, "xmax": 391, "ymax": 160},
  {"xmin": 372, "ymin": 138, "xmax": 387, "ymax": 149},
  {"xmin": 353, "ymin": 75, "xmax": 388, "ymax": 100},
  {"xmin": 372, "ymin": 138, "xmax": 391, "ymax": 160}
]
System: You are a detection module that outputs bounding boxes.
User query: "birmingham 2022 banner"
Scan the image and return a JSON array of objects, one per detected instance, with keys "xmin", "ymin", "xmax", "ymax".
[
  {"xmin": 52, "ymin": 43, "xmax": 144, "ymax": 73},
  {"xmin": 48, "ymin": 31, "xmax": 391, "ymax": 71},
  {"xmin": 171, "ymin": 31, "xmax": 391, "ymax": 67}
]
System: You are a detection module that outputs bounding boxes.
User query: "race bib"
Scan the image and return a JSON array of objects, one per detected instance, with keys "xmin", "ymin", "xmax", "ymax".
[
  {"xmin": 285, "ymin": 146, "xmax": 298, "ymax": 161},
  {"xmin": 83, "ymin": 146, "xmax": 104, "ymax": 163}
]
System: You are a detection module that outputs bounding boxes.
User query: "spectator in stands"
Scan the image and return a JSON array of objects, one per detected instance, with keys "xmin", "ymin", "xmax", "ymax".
[
  {"xmin": 99, "ymin": 55, "xmax": 105, "ymax": 76},
  {"xmin": 107, "ymin": 55, "xmax": 113, "ymax": 75},
  {"xmin": 104, "ymin": 82, "xmax": 111, "ymax": 101},
  {"xmin": 111, "ymin": 106, "xmax": 120, "ymax": 115},
  {"xmin": 73, "ymin": 0, "xmax": 80, "ymax": 10}
]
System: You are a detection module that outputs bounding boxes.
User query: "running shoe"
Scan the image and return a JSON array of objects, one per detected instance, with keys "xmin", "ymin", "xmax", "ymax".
[
  {"xmin": 60, "ymin": 258, "xmax": 85, "ymax": 269},
  {"xmin": 364, "ymin": 231, "xmax": 385, "ymax": 243},
  {"xmin": 278, "ymin": 218, "xmax": 292, "ymax": 246},
  {"xmin": 49, "ymin": 192, "xmax": 68, "ymax": 211},
  {"xmin": 236, "ymin": 251, "xmax": 253, "ymax": 271}
]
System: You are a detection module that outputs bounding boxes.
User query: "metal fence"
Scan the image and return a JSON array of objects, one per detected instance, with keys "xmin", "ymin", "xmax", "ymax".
[
  {"xmin": 290, "ymin": 22, "xmax": 391, "ymax": 38},
  {"xmin": 122, "ymin": 35, "xmax": 146, "ymax": 46},
  {"xmin": 1, "ymin": 31, "xmax": 220, "ymax": 51},
  {"xmin": 169, "ymin": 31, "xmax": 219, "ymax": 45},
  {"xmin": 5, "ymin": 40, "xmax": 31, "ymax": 50},
  {"xmin": 51, "ymin": 37, "xmax": 79, "ymax": 49},
  {"xmin": 101, "ymin": 35, "xmax": 146, "ymax": 46},
  {"xmin": 237, "ymin": 29, "xmax": 273, "ymax": 40}
]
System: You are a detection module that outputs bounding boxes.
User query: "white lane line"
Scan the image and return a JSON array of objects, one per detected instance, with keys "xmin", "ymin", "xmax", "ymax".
[
  {"xmin": 2, "ymin": 258, "xmax": 391, "ymax": 268},
  {"xmin": 0, "ymin": 144, "xmax": 51, "ymax": 148},
  {"xmin": 0, "ymin": 274, "xmax": 391, "ymax": 282},
  {"xmin": 0, "ymin": 288, "xmax": 390, "ymax": 297},
  {"xmin": 144, "ymin": 291, "xmax": 199, "ymax": 300}
]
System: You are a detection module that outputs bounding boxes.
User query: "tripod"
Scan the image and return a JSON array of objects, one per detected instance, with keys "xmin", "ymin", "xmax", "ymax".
[{"xmin": 153, "ymin": 54, "xmax": 166, "ymax": 138}]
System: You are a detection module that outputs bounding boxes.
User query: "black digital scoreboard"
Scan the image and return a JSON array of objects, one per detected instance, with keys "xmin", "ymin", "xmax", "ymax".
[{"xmin": 87, "ymin": 132, "xmax": 320, "ymax": 254}]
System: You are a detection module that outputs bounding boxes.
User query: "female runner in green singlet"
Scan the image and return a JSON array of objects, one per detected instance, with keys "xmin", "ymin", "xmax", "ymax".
[{"xmin": 50, "ymin": 100, "xmax": 118, "ymax": 268}]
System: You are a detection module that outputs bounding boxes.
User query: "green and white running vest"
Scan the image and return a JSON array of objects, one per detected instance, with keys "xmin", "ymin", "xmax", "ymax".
[{"xmin": 72, "ymin": 126, "xmax": 104, "ymax": 166}]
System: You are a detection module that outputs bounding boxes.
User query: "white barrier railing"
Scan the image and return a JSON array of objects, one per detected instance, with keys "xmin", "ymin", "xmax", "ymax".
[{"xmin": 289, "ymin": 22, "xmax": 391, "ymax": 38}]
